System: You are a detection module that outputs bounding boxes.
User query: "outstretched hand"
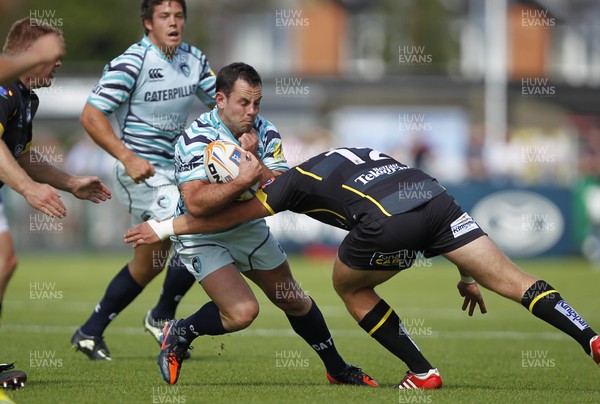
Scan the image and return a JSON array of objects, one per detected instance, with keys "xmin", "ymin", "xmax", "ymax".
[
  {"xmin": 124, "ymin": 222, "xmax": 160, "ymax": 248},
  {"xmin": 71, "ymin": 176, "xmax": 112, "ymax": 203},
  {"xmin": 457, "ymin": 281, "xmax": 487, "ymax": 316}
]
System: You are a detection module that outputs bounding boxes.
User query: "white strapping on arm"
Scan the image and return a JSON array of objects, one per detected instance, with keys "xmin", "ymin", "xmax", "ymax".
[{"xmin": 147, "ymin": 217, "xmax": 175, "ymax": 241}]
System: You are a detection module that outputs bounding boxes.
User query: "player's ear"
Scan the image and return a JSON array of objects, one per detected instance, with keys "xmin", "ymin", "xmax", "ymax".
[
  {"xmin": 215, "ymin": 91, "xmax": 226, "ymax": 108},
  {"xmin": 143, "ymin": 18, "xmax": 153, "ymax": 33}
]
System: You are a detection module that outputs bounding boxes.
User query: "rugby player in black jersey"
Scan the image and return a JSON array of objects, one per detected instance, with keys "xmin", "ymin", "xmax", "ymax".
[
  {"xmin": 0, "ymin": 18, "xmax": 111, "ymax": 390},
  {"xmin": 125, "ymin": 147, "xmax": 599, "ymax": 389}
]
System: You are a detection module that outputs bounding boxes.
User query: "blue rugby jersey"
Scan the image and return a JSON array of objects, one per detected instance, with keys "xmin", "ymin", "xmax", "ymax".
[
  {"xmin": 87, "ymin": 36, "xmax": 216, "ymax": 165},
  {"xmin": 174, "ymin": 107, "xmax": 288, "ymax": 217}
]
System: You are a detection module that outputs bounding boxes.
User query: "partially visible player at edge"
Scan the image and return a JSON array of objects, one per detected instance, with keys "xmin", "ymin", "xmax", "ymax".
[
  {"xmin": 71, "ymin": 0, "xmax": 216, "ymax": 360},
  {"xmin": 0, "ymin": 18, "xmax": 111, "ymax": 389},
  {"xmin": 125, "ymin": 146, "xmax": 600, "ymax": 389}
]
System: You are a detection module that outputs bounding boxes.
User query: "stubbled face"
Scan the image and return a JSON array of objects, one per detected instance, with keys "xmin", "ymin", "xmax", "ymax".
[
  {"xmin": 216, "ymin": 79, "xmax": 262, "ymax": 137},
  {"xmin": 28, "ymin": 46, "xmax": 63, "ymax": 88},
  {"xmin": 145, "ymin": 1, "xmax": 185, "ymax": 57}
]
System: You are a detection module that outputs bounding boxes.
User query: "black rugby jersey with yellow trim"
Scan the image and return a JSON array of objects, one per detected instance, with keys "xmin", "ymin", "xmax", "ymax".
[
  {"xmin": 256, "ymin": 147, "xmax": 446, "ymax": 230},
  {"xmin": 0, "ymin": 81, "xmax": 38, "ymax": 188}
]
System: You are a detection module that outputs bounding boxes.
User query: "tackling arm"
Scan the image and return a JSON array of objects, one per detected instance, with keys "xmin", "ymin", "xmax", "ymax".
[
  {"xmin": 124, "ymin": 197, "xmax": 270, "ymax": 247},
  {"xmin": 18, "ymin": 151, "xmax": 111, "ymax": 203}
]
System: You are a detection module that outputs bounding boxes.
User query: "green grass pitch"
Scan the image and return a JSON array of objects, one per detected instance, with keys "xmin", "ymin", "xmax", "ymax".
[{"xmin": 0, "ymin": 253, "xmax": 598, "ymax": 403}]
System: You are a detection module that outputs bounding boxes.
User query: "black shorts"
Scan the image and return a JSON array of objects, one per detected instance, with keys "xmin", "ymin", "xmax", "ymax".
[{"xmin": 338, "ymin": 191, "xmax": 486, "ymax": 271}]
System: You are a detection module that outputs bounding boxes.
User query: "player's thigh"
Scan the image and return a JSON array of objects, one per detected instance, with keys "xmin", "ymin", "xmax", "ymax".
[
  {"xmin": 442, "ymin": 236, "xmax": 537, "ymax": 301},
  {"xmin": 332, "ymin": 254, "xmax": 401, "ymax": 295},
  {"xmin": 200, "ymin": 263, "xmax": 259, "ymax": 319}
]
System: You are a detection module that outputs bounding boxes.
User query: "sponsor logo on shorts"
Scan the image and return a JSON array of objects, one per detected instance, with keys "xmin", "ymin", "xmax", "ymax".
[
  {"xmin": 555, "ymin": 300, "xmax": 588, "ymax": 331},
  {"xmin": 370, "ymin": 251, "xmax": 401, "ymax": 267},
  {"xmin": 450, "ymin": 212, "xmax": 479, "ymax": 238},
  {"xmin": 370, "ymin": 250, "xmax": 414, "ymax": 268}
]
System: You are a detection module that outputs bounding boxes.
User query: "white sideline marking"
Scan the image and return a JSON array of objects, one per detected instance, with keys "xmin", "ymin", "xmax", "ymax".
[{"xmin": 0, "ymin": 324, "xmax": 568, "ymax": 340}]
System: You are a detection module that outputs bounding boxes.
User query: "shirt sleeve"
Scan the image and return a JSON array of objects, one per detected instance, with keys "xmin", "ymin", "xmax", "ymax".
[
  {"xmin": 86, "ymin": 49, "xmax": 143, "ymax": 115},
  {"xmin": 255, "ymin": 168, "xmax": 299, "ymax": 215},
  {"xmin": 192, "ymin": 47, "xmax": 216, "ymax": 107},
  {"xmin": 256, "ymin": 116, "xmax": 289, "ymax": 172}
]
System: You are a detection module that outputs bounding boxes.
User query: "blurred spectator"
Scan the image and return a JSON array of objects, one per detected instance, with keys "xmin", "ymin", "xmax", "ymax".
[
  {"xmin": 64, "ymin": 135, "xmax": 114, "ymax": 179},
  {"xmin": 283, "ymin": 127, "xmax": 335, "ymax": 167},
  {"xmin": 578, "ymin": 126, "xmax": 600, "ymax": 264},
  {"xmin": 466, "ymin": 124, "xmax": 487, "ymax": 181}
]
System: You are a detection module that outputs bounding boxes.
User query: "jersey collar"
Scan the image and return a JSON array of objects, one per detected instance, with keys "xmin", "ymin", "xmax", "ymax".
[
  {"xmin": 140, "ymin": 35, "xmax": 180, "ymax": 62},
  {"xmin": 16, "ymin": 80, "xmax": 33, "ymax": 98},
  {"xmin": 210, "ymin": 107, "xmax": 236, "ymax": 141}
]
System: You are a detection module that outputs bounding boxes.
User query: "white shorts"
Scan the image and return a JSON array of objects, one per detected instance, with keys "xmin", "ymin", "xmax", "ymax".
[
  {"xmin": 113, "ymin": 161, "xmax": 179, "ymax": 226},
  {"xmin": 173, "ymin": 219, "xmax": 287, "ymax": 282},
  {"xmin": 0, "ymin": 197, "xmax": 9, "ymax": 233}
]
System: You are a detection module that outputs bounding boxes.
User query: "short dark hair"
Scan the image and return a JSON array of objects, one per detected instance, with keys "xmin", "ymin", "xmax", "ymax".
[
  {"xmin": 140, "ymin": 0, "xmax": 187, "ymax": 33},
  {"xmin": 216, "ymin": 62, "xmax": 262, "ymax": 97}
]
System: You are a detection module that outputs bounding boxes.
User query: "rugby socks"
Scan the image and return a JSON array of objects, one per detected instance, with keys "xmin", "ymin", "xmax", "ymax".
[
  {"xmin": 521, "ymin": 280, "xmax": 597, "ymax": 354},
  {"xmin": 80, "ymin": 265, "xmax": 143, "ymax": 336},
  {"xmin": 286, "ymin": 297, "xmax": 347, "ymax": 375},
  {"xmin": 359, "ymin": 299, "xmax": 433, "ymax": 374},
  {"xmin": 150, "ymin": 254, "xmax": 196, "ymax": 321},
  {"xmin": 177, "ymin": 301, "xmax": 226, "ymax": 340}
]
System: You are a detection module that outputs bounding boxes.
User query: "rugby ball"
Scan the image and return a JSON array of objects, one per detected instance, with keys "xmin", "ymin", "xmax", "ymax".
[{"xmin": 203, "ymin": 140, "xmax": 258, "ymax": 201}]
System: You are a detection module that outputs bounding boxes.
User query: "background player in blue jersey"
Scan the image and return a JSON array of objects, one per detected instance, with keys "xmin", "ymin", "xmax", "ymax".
[
  {"xmin": 126, "ymin": 147, "xmax": 600, "ymax": 390},
  {"xmin": 71, "ymin": 0, "xmax": 217, "ymax": 360},
  {"xmin": 0, "ymin": 18, "xmax": 111, "ymax": 390},
  {"xmin": 143, "ymin": 62, "xmax": 377, "ymax": 386}
]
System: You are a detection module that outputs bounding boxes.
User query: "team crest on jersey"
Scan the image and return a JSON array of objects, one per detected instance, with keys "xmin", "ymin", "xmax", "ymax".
[{"xmin": 179, "ymin": 63, "xmax": 191, "ymax": 77}]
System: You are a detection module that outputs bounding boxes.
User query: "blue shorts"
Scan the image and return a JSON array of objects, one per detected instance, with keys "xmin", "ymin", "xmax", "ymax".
[
  {"xmin": 113, "ymin": 161, "xmax": 179, "ymax": 226},
  {"xmin": 173, "ymin": 219, "xmax": 287, "ymax": 282}
]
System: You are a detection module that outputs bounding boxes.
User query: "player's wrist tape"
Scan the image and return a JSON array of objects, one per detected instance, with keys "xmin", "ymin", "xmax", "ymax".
[
  {"xmin": 148, "ymin": 218, "xmax": 174, "ymax": 241},
  {"xmin": 460, "ymin": 274, "xmax": 476, "ymax": 284}
]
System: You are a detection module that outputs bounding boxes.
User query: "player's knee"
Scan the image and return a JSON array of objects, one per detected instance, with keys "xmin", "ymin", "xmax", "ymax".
[
  {"xmin": 226, "ymin": 301, "xmax": 259, "ymax": 331},
  {"xmin": 332, "ymin": 278, "xmax": 352, "ymax": 300},
  {"xmin": 0, "ymin": 253, "xmax": 17, "ymax": 275}
]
